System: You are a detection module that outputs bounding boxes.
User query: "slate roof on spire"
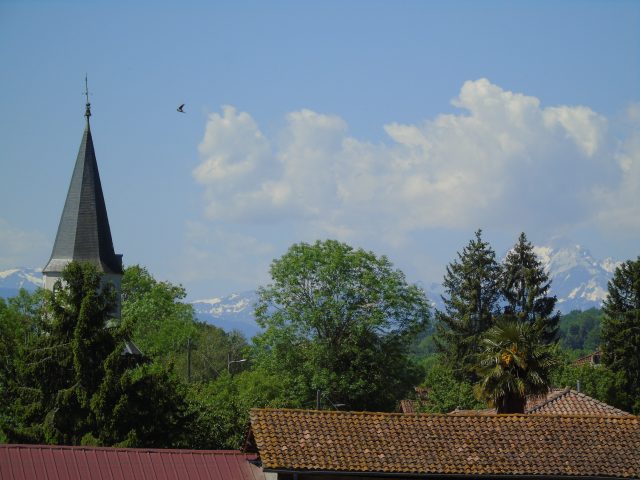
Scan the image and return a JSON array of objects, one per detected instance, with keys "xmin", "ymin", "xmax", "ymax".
[{"xmin": 43, "ymin": 113, "xmax": 123, "ymax": 275}]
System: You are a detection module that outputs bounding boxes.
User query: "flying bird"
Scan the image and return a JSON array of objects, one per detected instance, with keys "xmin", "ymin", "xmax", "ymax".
[{"xmin": 177, "ymin": 104, "xmax": 185, "ymax": 113}]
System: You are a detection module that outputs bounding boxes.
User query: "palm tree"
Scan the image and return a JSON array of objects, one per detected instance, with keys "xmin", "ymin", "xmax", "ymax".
[{"xmin": 475, "ymin": 319, "xmax": 558, "ymax": 413}]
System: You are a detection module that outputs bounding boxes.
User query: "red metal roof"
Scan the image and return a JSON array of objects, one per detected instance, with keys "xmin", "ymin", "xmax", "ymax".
[{"xmin": 0, "ymin": 444, "xmax": 265, "ymax": 480}]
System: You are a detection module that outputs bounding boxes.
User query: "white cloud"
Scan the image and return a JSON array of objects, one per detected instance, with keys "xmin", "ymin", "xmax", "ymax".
[
  {"xmin": 0, "ymin": 218, "xmax": 49, "ymax": 269},
  {"xmin": 193, "ymin": 79, "xmax": 635, "ymax": 246},
  {"xmin": 594, "ymin": 102, "xmax": 640, "ymax": 231}
]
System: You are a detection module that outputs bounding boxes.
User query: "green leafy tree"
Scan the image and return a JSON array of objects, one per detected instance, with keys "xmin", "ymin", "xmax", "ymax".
[
  {"xmin": 475, "ymin": 319, "xmax": 559, "ymax": 413},
  {"xmin": 8, "ymin": 263, "xmax": 117, "ymax": 444},
  {"xmin": 0, "ymin": 288, "xmax": 46, "ymax": 441},
  {"xmin": 121, "ymin": 265, "xmax": 248, "ymax": 383},
  {"xmin": 254, "ymin": 240, "xmax": 430, "ymax": 411},
  {"xmin": 558, "ymin": 308, "xmax": 603, "ymax": 353},
  {"xmin": 122, "ymin": 265, "xmax": 197, "ymax": 360},
  {"xmin": 552, "ymin": 362, "xmax": 626, "ymax": 410},
  {"xmin": 7, "ymin": 262, "xmax": 191, "ymax": 446},
  {"xmin": 187, "ymin": 366, "xmax": 303, "ymax": 449},
  {"xmin": 418, "ymin": 357, "xmax": 484, "ymax": 413},
  {"xmin": 601, "ymin": 256, "xmax": 640, "ymax": 413},
  {"xmin": 434, "ymin": 230, "xmax": 501, "ymax": 382},
  {"xmin": 502, "ymin": 232, "xmax": 559, "ymax": 343},
  {"xmin": 90, "ymin": 359, "xmax": 192, "ymax": 447}
]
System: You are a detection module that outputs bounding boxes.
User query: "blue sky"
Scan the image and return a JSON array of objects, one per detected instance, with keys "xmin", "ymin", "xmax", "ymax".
[{"xmin": 1, "ymin": 0, "xmax": 638, "ymax": 299}]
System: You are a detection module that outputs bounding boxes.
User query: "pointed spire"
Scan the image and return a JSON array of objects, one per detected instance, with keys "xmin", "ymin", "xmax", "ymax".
[{"xmin": 43, "ymin": 89, "xmax": 123, "ymax": 275}]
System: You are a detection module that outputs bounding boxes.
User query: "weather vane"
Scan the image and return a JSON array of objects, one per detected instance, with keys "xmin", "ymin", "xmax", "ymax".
[{"xmin": 84, "ymin": 74, "xmax": 91, "ymax": 119}]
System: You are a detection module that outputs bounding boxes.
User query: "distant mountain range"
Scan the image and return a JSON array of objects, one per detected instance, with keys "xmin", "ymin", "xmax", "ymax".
[
  {"xmin": 190, "ymin": 291, "xmax": 261, "ymax": 338},
  {"xmin": 1, "ymin": 244, "xmax": 622, "ymax": 338},
  {"xmin": 0, "ymin": 268, "xmax": 43, "ymax": 298},
  {"xmin": 190, "ymin": 244, "xmax": 620, "ymax": 337},
  {"xmin": 532, "ymin": 243, "xmax": 619, "ymax": 313}
]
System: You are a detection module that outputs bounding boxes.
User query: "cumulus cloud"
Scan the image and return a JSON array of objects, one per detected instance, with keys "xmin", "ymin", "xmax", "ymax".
[
  {"xmin": 193, "ymin": 79, "xmax": 634, "ymax": 245},
  {"xmin": 593, "ymin": 102, "xmax": 640, "ymax": 231}
]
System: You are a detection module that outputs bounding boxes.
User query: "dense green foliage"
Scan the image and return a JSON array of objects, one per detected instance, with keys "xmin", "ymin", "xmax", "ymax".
[
  {"xmin": 254, "ymin": 239, "xmax": 430, "ymax": 411},
  {"xmin": 433, "ymin": 232, "xmax": 560, "ymax": 411},
  {"xmin": 417, "ymin": 357, "xmax": 484, "ymax": 413},
  {"xmin": 1, "ymin": 242, "xmax": 637, "ymax": 449},
  {"xmin": 552, "ymin": 361, "xmax": 625, "ymax": 408},
  {"xmin": 474, "ymin": 320, "xmax": 559, "ymax": 413},
  {"xmin": 122, "ymin": 265, "xmax": 247, "ymax": 382},
  {"xmin": 2, "ymin": 263, "xmax": 191, "ymax": 447},
  {"xmin": 558, "ymin": 308, "xmax": 602, "ymax": 353},
  {"xmin": 187, "ymin": 366, "xmax": 303, "ymax": 449},
  {"xmin": 501, "ymin": 233, "xmax": 559, "ymax": 343},
  {"xmin": 0, "ymin": 289, "xmax": 45, "ymax": 443},
  {"xmin": 601, "ymin": 256, "xmax": 640, "ymax": 413},
  {"xmin": 434, "ymin": 230, "xmax": 501, "ymax": 382}
]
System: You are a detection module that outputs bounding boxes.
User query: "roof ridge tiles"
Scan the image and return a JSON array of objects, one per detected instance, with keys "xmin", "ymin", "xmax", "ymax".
[
  {"xmin": 526, "ymin": 388, "xmax": 632, "ymax": 416},
  {"xmin": 525, "ymin": 387, "xmax": 572, "ymax": 413},
  {"xmin": 2, "ymin": 444, "xmax": 253, "ymax": 456},
  {"xmin": 250, "ymin": 408, "xmax": 637, "ymax": 420}
]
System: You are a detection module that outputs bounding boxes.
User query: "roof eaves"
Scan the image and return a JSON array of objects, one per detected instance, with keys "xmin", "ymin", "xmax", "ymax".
[{"xmin": 263, "ymin": 468, "xmax": 635, "ymax": 480}]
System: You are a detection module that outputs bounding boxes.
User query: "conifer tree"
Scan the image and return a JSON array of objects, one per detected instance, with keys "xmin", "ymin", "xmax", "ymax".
[
  {"xmin": 434, "ymin": 230, "xmax": 501, "ymax": 382},
  {"xmin": 8, "ymin": 262, "xmax": 191, "ymax": 446},
  {"xmin": 601, "ymin": 256, "xmax": 640, "ymax": 414},
  {"xmin": 10, "ymin": 262, "xmax": 116, "ymax": 444},
  {"xmin": 501, "ymin": 232, "xmax": 559, "ymax": 343}
]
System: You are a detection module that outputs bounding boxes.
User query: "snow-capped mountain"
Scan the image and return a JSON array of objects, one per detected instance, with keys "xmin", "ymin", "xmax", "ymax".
[
  {"xmin": 533, "ymin": 243, "xmax": 619, "ymax": 313},
  {"xmin": 0, "ymin": 268, "xmax": 43, "ymax": 298},
  {"xmin": 1, "ymin": 242, "xmax": 622, "ymax": 336},
  {"xmin": 191, "ymin": 291, "xmax": 261, "ymax": 337}
]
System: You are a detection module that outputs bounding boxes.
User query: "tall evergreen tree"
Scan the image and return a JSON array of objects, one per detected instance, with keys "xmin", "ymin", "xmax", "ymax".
[
  {"xmin": 9, "ymin": 262, "xmax": 116, "ymax": 444},
  {"xmin": 501, "ymin": 232, "xmax": 559, "ymax": 343},
  {"xmin": 434, "ymin": 230, "xmax": 501, "ymax": 382},
  {"xmin": 601, "ymin": 256, "xmax": 640, "ymax": 414},
  {"xmin": 7, "ymin": 262, "xmax": 191, "ymax": 446}
]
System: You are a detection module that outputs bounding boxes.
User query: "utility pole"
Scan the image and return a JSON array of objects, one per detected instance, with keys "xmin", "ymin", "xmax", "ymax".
[
  {"xmin": 316, "ymin": 390, "xmax": 321, "ymax": 410},
  {"xmin": 187, "ymin": 337, "xmax": 192, "ymax": 383}
]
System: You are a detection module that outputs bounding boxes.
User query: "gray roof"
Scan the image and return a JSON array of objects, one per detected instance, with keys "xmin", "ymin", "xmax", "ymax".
[{"xmin": 44, "ymin": 117, "xmax": 123, "ymax": 275}]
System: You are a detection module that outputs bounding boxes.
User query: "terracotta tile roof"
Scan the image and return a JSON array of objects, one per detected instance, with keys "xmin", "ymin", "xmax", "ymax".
[
  {"xmin": 528, "ymin": 388, "xmax": 632, "ymax": 415},
  {"xmin": 449, "ymin": 388, "xmax": 631, "ymax": 416},
  {"xmin": 573, "ymin": 350, "xmax": 602, "ymax": 366},
  {"xmin": 398, "ymin": 399, "xmax": 418, "ymax": 414},
  {"xmin": 250, "ymin": 408, "xmax": 640, "ymax": 478},
  {"xmin": 0, "ymin": 444, "xmax": 265, "ymax": 480}
]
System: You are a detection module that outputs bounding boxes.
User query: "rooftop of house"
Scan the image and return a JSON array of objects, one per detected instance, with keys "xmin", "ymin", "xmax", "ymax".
[
  {"xmin": 447, "ymin": 388, "xmax": 631, "ymax": 416},
  {"xmin": 0, "ymin": 444, "xmax": 264, "ymax": 480},
  {"xmin": 250, "ymin": 408, "xmax": 640, "ymax": 478}
]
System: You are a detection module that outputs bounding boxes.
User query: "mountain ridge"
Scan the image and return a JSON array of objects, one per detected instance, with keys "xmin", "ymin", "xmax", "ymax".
[{"xmin": 1, "ymin": 244, "xmax": 622, "ymax": 337}]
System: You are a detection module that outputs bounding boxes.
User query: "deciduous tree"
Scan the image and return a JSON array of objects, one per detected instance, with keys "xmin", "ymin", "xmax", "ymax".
[{"xmin": 254, "ymin": 240, "xmax": 430, "ymax": 411}]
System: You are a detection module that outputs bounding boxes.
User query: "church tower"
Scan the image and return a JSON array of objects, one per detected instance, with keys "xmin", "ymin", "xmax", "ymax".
[{"xmin": 43, "ymin": 85, "xmax": 123, "ymax": 316}]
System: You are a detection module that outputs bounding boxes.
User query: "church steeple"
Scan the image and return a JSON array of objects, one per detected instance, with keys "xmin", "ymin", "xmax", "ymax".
[{"xmin": 44, "ymin": 87, "xmax": 123, "ymax": 295}]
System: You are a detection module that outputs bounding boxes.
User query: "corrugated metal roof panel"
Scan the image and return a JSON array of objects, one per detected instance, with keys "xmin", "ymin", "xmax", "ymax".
[{"xmin": 0, "ymin": 445, "xmax": 265, "ymax": 480}]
